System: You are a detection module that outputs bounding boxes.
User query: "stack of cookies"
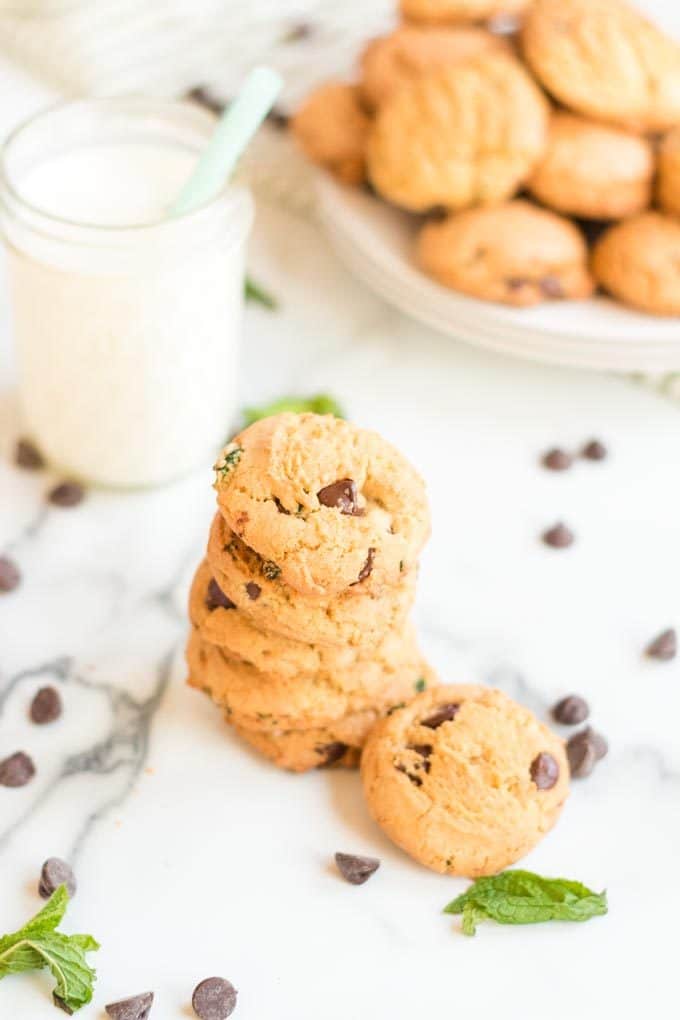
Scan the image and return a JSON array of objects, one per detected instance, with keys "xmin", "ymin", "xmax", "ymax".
[
  {"xmin": 186, "ymin": 412, "xmax": 432, "ymax": 772},
  {"xmin": 293, "ymin": 0, "xmax": 680, "ymax": 317}
]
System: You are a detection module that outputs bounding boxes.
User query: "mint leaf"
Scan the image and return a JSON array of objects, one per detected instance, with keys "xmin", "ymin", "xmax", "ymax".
[
  {"xmin": 0, "ymin": 886, "xmax": 99, "ymax": 1011},
  {"xmin": 245, "ymin": 275, "xmax": 278, "ymax": 310},
  {"xmin": 444, "ymin": 869, "xmax": 607, "ymax": 935},
  {"xmin": 243, "ymin": 394, "xmax": 344, "ymax": 426}
]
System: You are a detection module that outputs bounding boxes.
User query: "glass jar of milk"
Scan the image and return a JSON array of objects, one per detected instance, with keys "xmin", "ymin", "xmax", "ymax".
[{"xmin": 0, "ymin": 98, "xmax": 254, "ymax": 487}]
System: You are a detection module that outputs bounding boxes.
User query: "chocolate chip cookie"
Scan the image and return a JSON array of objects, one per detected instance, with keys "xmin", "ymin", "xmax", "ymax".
[
  {"xmin": 206, "ymin": 514, "xmax": 418, "ymax": 648},
  {"xmin": 658, "ymin": 126, "xmax": 680, "ymax": 217},
  {"xmin": 214, "ymin": 413, "xmax": 430, "ymax": 599},
  {"xmin": 592, "ymin": 212, "xmax": 680, "ymax": 316},
  {"xmin": 360, "ymin": 25, "xmax": 509, "ymax": 110},
  {"xmin": 528, "ymin": 112, "xmax": 653, "ymax": 220},
  {"xmin": 292, "ymin": 82, "xmax": 371, "ymax": 185},
  {"xmin": 401, "ymin": 0, "xmax": 530, "ymax": 25},
  {"xmin": 417, "ymin": 199, "xmax": 594, "ymax": 306},
  {"xmin": 366, "ymin": 53, "xmax": 548, "ymax": 212},
  {"xmin": 522, "ymin": 0, "xmax": 680, "ymax": 132},
  {"xmin": 361, "ymin": 685, "xmax": 569, "ymax": 876}
]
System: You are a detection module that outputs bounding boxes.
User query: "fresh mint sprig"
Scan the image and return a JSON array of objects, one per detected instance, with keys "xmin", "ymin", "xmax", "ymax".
[
  {"xmin": 0, "ymin": 885, "xmax": 99, "ymax": 1012},
  {"xmin": 444, "ymin": 869, "xmax": 607, "ymax": 936},
  {"xmin": 243, "ymin": 394, "xmax": 345, "ymax": 426},
  {"xmin": 245, "ymin": 275, "xmax": 278, "ymax": 310}
]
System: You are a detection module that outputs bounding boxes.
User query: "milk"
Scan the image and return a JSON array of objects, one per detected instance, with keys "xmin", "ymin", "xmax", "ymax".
[{"xmin": 1, "ymin": 99, "xmax": 254, "ymax": 487}]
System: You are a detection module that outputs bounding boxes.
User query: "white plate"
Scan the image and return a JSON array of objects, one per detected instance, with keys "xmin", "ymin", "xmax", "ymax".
[{"xmin": 317, "ymin": 174, "xmax": 680, "ymax": 373}]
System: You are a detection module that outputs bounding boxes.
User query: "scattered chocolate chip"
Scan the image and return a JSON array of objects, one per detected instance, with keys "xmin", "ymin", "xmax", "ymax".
[
  {"xmin": 646, "ymin": 628, "xmax": 676, "ymax": 661},
  {"xmin": 542, "ymin": 522, "xmax": 574, "ymax": 548},
  {"xmin": 334, "ymin": 852, "xmax": 380, "ymax": 885},
  {"xmin": 354, "ymin": 548, "xmax": 375, "ymax": 584},
  {"xmin": 530, "ymin": 752, "xmax": 560, "ymax": 790},
  {"xmin": 581, "ymin": 438, "xmax": 607, "ymax": 461},
  {"xmin": 407, "ymin": 743, "xmax": 433, "ymax": 758},
  {"xmin": 39, "ymin": 857, "xmax": 77, "ymax": 899},
  {"xmin": 317, "ymin": 478, "xmax": 364, "ymax": 516},
  {"xmin": 186, "ymin": 86, "xmax": 223, "ymax": 115},
  {"xmin": 15, "ymin": 437, "xmax": 45, "ymax": 469},
  {"xmin": 53, "ymin": 992, "xmax": 74, "ymax": 1014},
  {"xmin": 552, "ymin": 694, "xmax": 589, "ymax": 726},
  {"xmin": 261, "ymin": 560, "xmax": 281, "ymax": 580},
  {"xmin": 245, "ymin": 581, "xmax": 261, "ymax": 601},
  {"xmin": 566, "ymin": 732, "xmax": 597, "ymax": 778},
  {"xmin": 205, "ymin": 578, "xmax": 236, "ymax": 611},
  {"xmin": 192, "ymin": 977, "xmax": 237, "ymax": 1020},
  {"xmin": 30, "ymin": 686, "xmax": 62, "ymax": 725},
  {"xmin": 285, "ymin": 21, "xmax": 312, "ymax": 41},
  {"xmin": 266, "ymin": 107, "xmax": 289, "ymax": 130},
  {"xmin": 105, "ymin": 991, "xmax": 154, "ymax": 1020},
  {"xmin": 396, "ymin": 763, "xmax": 422, "ymax": 786},
  {"xmin": 584, "ymin": 726, "xmax": 608, "ymax": 761},
  {"xmin": 421, "ymin": 703, "xmax": 460, "ymax": 729},
  {"xmin": 0, "ymin": 555, "xmax": 21, "ymax": 593},
  {"xmin": 316, "ymin": 741, "xmax": 348, "ymax": 767},
  {"xmin": 540, "ymin": 275, "xmax": 564, "ymax": 299},
  {"xmin": 48, "ymin": 481, "xmax": 85, "ymax": 507},
  {"xmin": 0, "ymin": 751, "xmax": 35, "ymax": 788},
  {"xmin": 541, "ymin": 448, "xmax": 573, "ymax": 471}
]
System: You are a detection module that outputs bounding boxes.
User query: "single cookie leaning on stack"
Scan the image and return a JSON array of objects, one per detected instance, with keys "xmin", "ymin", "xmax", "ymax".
[
  {"xmin": 187, "ymin": 412, "xmax": 434, "ymax": 772},
  {"xmin": 367, "ymin": 53, "xmax": 549, "ymax": 212},
  {"xmin": 361, "ymin": 686, "xmax": 569, "ymax": 876},
  {"xmin": 291, "ymin": 83, "xmax": 371, "ymax": 186},
  {"xmin": 591, "ymin": 213, "xmax": 680, "ymax": 317}
]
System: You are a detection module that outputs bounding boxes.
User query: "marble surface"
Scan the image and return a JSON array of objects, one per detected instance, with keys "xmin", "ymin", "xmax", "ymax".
[{"xmin": 2, "ymin": 75, "xmax": 680, "ymax": 1020}]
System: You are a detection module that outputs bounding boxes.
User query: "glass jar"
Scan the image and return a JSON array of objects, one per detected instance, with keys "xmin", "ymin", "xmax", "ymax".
[{"xmin": 0, "ymin": 97, "xmax": 254, "ymax": 487}]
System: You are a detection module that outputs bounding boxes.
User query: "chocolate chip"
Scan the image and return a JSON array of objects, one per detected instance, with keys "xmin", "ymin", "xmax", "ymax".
[
  {"xmin": 542, "ymin": 522, "xmax": 574, "ymax": 548},
  {"xmin": 540, "ymin": 275, "xmax": 564, "ymax": 299},
  {"xmin": 285, "ymin": 21, "xmax": 312, "ymax": 41},
  {"xmin": 541, "ymin": 448, "xmax": 573, "ymax": 471},
  {"xmin": 407, "ymin": 743, "xmax": 433, "ymax": 758},
  {"xmin": 334, "ymin": 852, "xmax": 380, "ymax": 885},
  {"xmin": 530, "ymin": 752, "xmax": 560, "ymax": 790},
  {"xmin": 506, "ymin": 277, "xmax": 527, "ymax": 291},
  {"xmin": 48, "ymin": 481, "xmax": 85, "ymax": 507},
  {"xmin": 245, "ymin": 581, "xmax": 261, "ymax": 601},
  {"xmin": 186, "ymin": 86, "xmax": 223, "ymax": 115},
  {"xmin": 30, "ymin": 686, "xmax": 62, "ymax": 724},
  {"xmin": 552, "ymin": 695, "xmax": 589, "ymax": 726},
  {"xmin": 584, "ymin": 726, "xmax": 608, "ymax": 760},
  {"xmin": 316, "ymin": 478, "xmax": 364, "ymax": 516},
  {"xmin": 273, "ymin": 497, "xmax": 290, "ymax": 515},
  {"xmin": 566, "ymin": 732, "xmax": 597, "ymax": 778},
  {"xmin": 39, "ymin": 857, "xmax": 76, "ymax": 899},
  {"xmin": 421, "ymin": 703, "xmax": 460, "ymax": 729},
  {"xmin": 15, "ymin": 437, "xmax": 45, "ymax": 469},
  {"xmin": 205, "ymin": 578, "xmax": 235, "ymax": 611},
  {"xmin": 646, "ymin": 628, "xmax": 676, "ymax": 661},
  {"xmin": 192, "ymin": 977, "xmax": 237, "ymax": 1020},
  {"xmin": 0, "ymin": 555, "xmax": 21, "ymax": 593},
  {"xmin": 581, "ymin": 439, "xmax": 607, "ymax": 461},
  {"xmin": 53, "ymin": 993, "xmax": 74, "ymax": 1014},
  {"xmin": 105, "ymin": 991, "xmax": 154, "ymax": 1020},
  {"xmin": 315, "ymin": 741, "xmax": 348, "ymax": 767},
  {"xmin": 266, "ymin": 107, "xmax": 289, "ymax": 130},
  {"xmin": 396, "ymin": 763, "xmax": 422, "ymax": 786},
  {"xmin": 0, "ymin": 751, "xmax": 35, "ymax": 787},
  {"xmin": 355, "ymin": 548, "xmax": 375, "ymax": 584}
]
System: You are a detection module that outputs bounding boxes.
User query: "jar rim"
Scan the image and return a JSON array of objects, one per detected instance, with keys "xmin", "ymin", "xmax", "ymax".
[{"xmin": 0, "ymin": 96, "xmax": 247, "ymax": 239}]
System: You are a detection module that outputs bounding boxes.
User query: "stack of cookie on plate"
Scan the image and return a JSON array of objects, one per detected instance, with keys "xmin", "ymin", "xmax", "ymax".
[
  {"xmin": 293, "ymin": 0, "xmax": 680, "ymax": 316},
  {"xmin": 186, "ymin": 412, "xmax": 433, "ymax": 772}
]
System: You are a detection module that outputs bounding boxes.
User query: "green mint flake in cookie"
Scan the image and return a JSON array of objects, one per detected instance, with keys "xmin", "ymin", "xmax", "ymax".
[
  {"xmin": 0, "ymin": 885, "xmax": 99, "ymax": 1011},
  {"xmin": 443, "ymin": 869, "xmax": 607, "ymax": 936},
  {"xmin": 243, "ymin": 394, "xmax": 345, "ymax": 426},
  {"xmin": 215, "ymin": 444, "xmax": 243, "ymax": 481}
]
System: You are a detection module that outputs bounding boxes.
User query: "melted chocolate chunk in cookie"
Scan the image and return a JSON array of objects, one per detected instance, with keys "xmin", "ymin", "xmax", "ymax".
[
  {"xmin": 316, "ymin": 741, "xmax": 348, "ymax": 767},
  {"xmin": 205, "ymin": 579, "xmax": 235, "ymax": 611},
  {"xmin": 245, "ymin": 581, "xmax": 261, "ymax": 601},
  {"xmin": 530, "ymin": 752, "xmax": 560, "ymax": 790},
  {"xmin": 421, "ymin": 703, "xmax": 460, "ymax": 729},
  {"xmin": 354, "ymin": 548, "xmax": 375, "ymax": 584},
  {"xmin": 317, "ymin": 478, "xmax": 364, "ymax": 516}
]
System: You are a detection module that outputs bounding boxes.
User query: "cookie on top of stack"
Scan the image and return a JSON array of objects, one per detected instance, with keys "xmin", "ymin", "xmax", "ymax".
[
  {"xmin": 186, "ymin": 412, "xmax": 433, "ymax": 772},
  {"xmin": 292, "ymin": 0, "xmax": 680, "ymax": 317}
]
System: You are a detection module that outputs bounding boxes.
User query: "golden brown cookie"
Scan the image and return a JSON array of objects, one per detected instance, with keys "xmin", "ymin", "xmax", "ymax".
[
  {"xmin": 658, "ymin": 127, "xmax": 680, "ymax": 217},
  {"xmin": 361, "ymin": 685, "xmax": 569, "ymax": 876},
  {"xmin": 591, "ymin": 213, "xmax": 680, "ymax": 316},
  {"xmin": 522, "ymin": 0, "xmax": 680, "ymax": 132},
  {"xmin": 291, "ymin": 82, "xmax": 371, "ymax": 185},
  {"xmin": 206, "ymin": 514, "xmax": 418, "ymax": 648},
  {"xmin": 527, "ymin": 112, "xmax": 653, "ymax": 219},
  {"xmin": 417, "ymin": 199, "xmax": 594, "ymax": 306},
  {"xmin": 366, "ymin": 54, "xmax": 548, "ymax": 212},
  {"xmin": 186, "ymin": 626, "xmax": 429, "ymax": 732},
  {"xmin": 214, "ymin": 413, "xmax": 430, "ymax": 599},
  {"xmin": 401, "ymin": 0, "xmax": 530, "ymax": 25},
  {"xmin": 360, "ymin": 25, "xmax": 509, "ymax": 110},
  {"xmin": 189, "ymin": 558, "xmax": 412, "ymax": 680}
]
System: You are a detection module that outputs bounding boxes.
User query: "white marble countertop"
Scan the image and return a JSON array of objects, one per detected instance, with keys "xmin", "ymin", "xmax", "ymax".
[{"xmin": 1, "ymin": 67, "xmax": 680, "ymax": 1020}]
